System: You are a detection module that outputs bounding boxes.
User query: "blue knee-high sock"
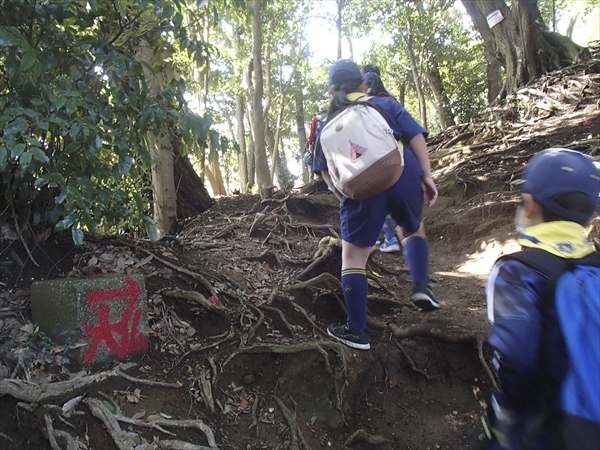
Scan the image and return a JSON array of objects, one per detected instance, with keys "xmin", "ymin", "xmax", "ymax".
[
  {"xmin": 383, "ymin": 216, "xmax": 396, "ymax": 241},
  {"xmin": 341, "ymin": 269, "xmax": 368, "ymax": 332},
  {"xmin": 402, "ymin": 236, "xmax": 429, "ymax": 285}
]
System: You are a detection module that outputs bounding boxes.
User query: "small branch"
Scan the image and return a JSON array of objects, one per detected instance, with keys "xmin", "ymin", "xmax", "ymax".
[{"xmin": 12, "ymin": 213, "xmax": 39, "ymax": 267}]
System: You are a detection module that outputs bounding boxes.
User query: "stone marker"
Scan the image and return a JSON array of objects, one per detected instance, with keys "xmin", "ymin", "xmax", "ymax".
[{"xmin": 31, "ymin": 274, "xmax": 149, "ymax": 366}]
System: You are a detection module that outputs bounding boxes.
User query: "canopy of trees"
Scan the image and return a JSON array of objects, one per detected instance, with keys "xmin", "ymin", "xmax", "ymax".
[{"xmin": 1, "ymin": 0, "xmax": 597, "ymax": 241}]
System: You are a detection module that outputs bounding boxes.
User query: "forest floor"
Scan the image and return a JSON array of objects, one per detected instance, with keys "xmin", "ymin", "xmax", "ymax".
[{"xmin": 0, "ymin": 56, "xmax": 599, "ymax": 450}]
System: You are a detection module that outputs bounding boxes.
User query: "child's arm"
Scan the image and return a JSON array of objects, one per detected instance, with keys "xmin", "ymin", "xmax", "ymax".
[{"xmin": 487, "ymin": 259, "xmax": 545, "ymax": 407}]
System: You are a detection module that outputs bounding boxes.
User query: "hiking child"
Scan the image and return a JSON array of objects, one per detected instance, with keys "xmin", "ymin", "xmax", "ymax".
[
  {"xmin": 484, "ymin": 148, "xmax": 600, "ymax": 450},
  {"xmin": 314, "ymin": 59, "xmax": 440, "ymax": 350}
]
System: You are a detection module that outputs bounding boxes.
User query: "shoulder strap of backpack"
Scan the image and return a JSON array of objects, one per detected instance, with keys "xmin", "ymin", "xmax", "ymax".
[{"xmin": 502, "ymin": 248, "xmax": 600, "ymax": 304}]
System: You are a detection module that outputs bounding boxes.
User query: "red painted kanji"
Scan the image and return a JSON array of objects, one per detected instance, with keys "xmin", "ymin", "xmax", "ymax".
[{"xmin": 82, "ymin": 277, "xmax": 149, "ymax": 365}]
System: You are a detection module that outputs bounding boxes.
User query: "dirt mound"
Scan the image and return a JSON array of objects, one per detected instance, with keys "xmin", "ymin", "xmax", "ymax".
[{"xmin": 0, "ymin": 58, "xmax": 599, "ymax": 450}]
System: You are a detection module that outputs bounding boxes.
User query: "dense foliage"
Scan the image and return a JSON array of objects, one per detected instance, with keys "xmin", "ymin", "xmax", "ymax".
[{"xmin": 0, "ymin": 0, "xmax": 215, "ymax": 242}]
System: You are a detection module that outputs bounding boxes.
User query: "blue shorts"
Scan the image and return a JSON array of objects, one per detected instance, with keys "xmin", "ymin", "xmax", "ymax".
[{"xmin": 340, "ymin": 150, "xmax": 424, "ymax": 246}]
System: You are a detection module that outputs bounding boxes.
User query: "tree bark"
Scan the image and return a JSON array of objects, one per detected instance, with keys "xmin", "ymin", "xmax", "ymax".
[
  {"xmin": 173, "ymin": 145, "xmax": 213, "ymax": 219},
  {"xmin": 424, "ymin": 62, "xmax": 455, "ymax": 130},
  {"xmin": 406, "ymin": 16, "xmax": 427, "ymax": 130},
  {"xmin": 336, "ymin": 0, "xmax": 343, "ymax": 59},
  {"xmin": 138, "ymin": 43, "xmax": 177, "ymax": 238},
  {"xmin": 250, "ymin": 0, "xmax": 273, "ymax": 199},
  {"xmin": 461, "ymin": 0, "xmax": 584, "ymax": 95}
]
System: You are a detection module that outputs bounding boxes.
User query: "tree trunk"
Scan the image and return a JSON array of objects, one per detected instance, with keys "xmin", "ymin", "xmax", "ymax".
[
  {"xmin": 250, "ymin": 0, "xmax": 273, "ymax": 199},
  {"xmin": 424, "ymin": 62, "xmax": 455, "ymax": 130},
  {"xmin": 294, "ymin": 70, "xmax": 309, "ymax": 184},
  {"xmin": 138, "ymin": 43, "xmax": 177, "ymax": 238},
  {"xmin": 485, "ymin": 46, "xmax": 504, "ymax": 103},
  {"xmin": 460, "ymin": 0, "xmax": 584, "ymax": 95},
  {"xmin": 173, "ymin": 144, "xmax": 213, "ymax": 219},
  {"xmin": 336, "ymin": 0, "xmax": 343, "ymax": 59},
  {"xmin": 235, "ymin": 95, "xmax": 249, "ymax": 193},
  {"xmin": 406, "ymin": 16, "xmax": 427, "ymax": 130}
]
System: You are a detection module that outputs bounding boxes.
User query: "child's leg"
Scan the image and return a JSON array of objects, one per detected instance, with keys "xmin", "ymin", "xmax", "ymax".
[
  {"xmin": 400, "ymin": 224, "xmax": 429, "ymax": 285},
  {"xmin": 382, "ymin": 215, "xmax": 397, "ymax": 241}
]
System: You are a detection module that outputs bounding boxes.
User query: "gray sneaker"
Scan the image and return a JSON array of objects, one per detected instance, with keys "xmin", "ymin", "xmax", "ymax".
[
  {"xmin": 327, "ymin": 323, "xmax": 370, "ymax": 350},
  {"xmin": 411, "ymin": 283, "xmax": 441, "ymax": 311}
]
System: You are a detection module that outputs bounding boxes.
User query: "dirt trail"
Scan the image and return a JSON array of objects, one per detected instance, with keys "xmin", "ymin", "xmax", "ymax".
[{"xmin": 0, "ymin": 57, "xmax": 599, "ymax": 449}]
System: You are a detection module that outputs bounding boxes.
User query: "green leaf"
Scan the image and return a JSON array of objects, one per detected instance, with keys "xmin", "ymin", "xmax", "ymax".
[
  {"xmin": 0, "ymin": 28, "xmax": 18, "ymax": 47},
  {"xmin": 20, "ymin": 52, "xmax": 37, "ymax": 72},
  {"xmin": 71, "ymin": 227, "xmax": 84, "ymax": 246},
  {"xmin": 118, "ymin": 156, "xmax": 133, "ymax": 175},
  {"xmin": 19, "ymin": 152, "xmax": 33, "ymax": 167},
  {"xmin": 30, "ymin": 147, "xmax": 49, "ymax": 162},
  {"xmin": 55, "ymin": 215, "xmax": 75, "ymax": 232},
  {"xmin": 114, "ymin": 58, "xmax": 127, "ymax": 79},
  {"xmin": 143, "ymin": 216, "xmax": 158, "ymax": 242},
  {"xmin": 11, "ymin": 143, "xmax": 26, "ymax": 158}
]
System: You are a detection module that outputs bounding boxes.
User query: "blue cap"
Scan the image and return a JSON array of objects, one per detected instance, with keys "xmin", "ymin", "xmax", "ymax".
[
  {"xmin": 328, "ymin": 59, "xmax": 362, "ymax": 85},
  {"xmin": 522, "ymin": 148, "xmax": 600, "ymax": 222}
]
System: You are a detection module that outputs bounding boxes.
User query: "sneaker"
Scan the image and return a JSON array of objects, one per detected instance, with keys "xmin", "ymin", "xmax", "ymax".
[
  {"xmin": 411, "ymin": 283, "xmax": 441, "ymax": 311},
  {"xmin": 327, "ymin": 323, "xmax": 370, "ymax": 350},
  {"xmin": 380, "ymin": 237, "xmax": 400, "ymax": 253}
]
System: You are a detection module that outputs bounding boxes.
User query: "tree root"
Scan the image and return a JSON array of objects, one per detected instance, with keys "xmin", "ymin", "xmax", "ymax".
[
  {"xmin": 221, "ymin": 342, "xmax": 346, "ymax": 377},
  {"xmin": 167, "ymin": 334, "xmax": 238, "ymax": 374},
  {"xmin": 259, "ymin": 304, "xmax": 297, "ymax": 341},
  {"xmin": 344, "ymin": 428, "xmax": 389, "ymax": 446},
  {"xmin": 286, "ymin": 272, "xmax": 341, "ymax": 291},
  {"xmin": 126, "ymin": 244, "xmax": 218, "ymax": 298},
  {"xmin": 159, "ymin": 440, "xmax": 216, "ymax": 449},
  {"xmin": 84, "ymin": 397, "xmax": 138, "ymax": 450},
  {"xmin": 209, "ymin": 223, "xmax": 236, "ymax": 240},
  {"xmin": 163, "ymin": 289, "xmax": 228, "ymax": 319},
  {"xmin": 477, "ymin": 335, "xmax": 498, "ymax": 391},
  {"xmin": 395, "ymin": 342, "xmax": 436, "ymax": 381},
  {"xmin": 273, "ymin": 394, "xmax": 311, "ymax": 450},
  {"xmin": 0, "ymin": 363, "xmax": 179, "ymax": 402},
  {"xmin": 248, "ymin": 209, "xmax": 281, "ymax": 236},
  {"xmin": 296, "ymin": 237, "xmax": 341, "ymax": 280},
  {"xmin": 43, "ymin": 413, "xmax": 80, "ymax": 450},
  {"xmin": 245, "ymin": 301, "xmax": 265, "ymax": 344},
  {"xmin": 243, "ymin": 249, "xmax": 283, "ymax": 268}
]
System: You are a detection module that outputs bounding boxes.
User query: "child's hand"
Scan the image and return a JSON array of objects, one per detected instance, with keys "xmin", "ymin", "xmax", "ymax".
[{"xmin": 422, "ymin": 176, "xmax": 438, "ymax": 206}]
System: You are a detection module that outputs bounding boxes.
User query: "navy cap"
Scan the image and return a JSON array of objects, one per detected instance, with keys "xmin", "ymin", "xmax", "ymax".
[
  {"xmin": 328, "ymin": 59, "xmax": 362, "ymax": 85},
  {"xmin": 522, "ymin": 148, "xmax": 600, "ymax": 222}
]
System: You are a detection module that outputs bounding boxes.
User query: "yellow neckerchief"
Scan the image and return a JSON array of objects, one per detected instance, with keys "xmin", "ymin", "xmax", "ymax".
[
  {"xmin": 517, "ymin": 221, "xmax": 595, "ymax": 259},
  {"xmin": 347, "ymin": 92, "xmax": 367, "ymax": 101}
]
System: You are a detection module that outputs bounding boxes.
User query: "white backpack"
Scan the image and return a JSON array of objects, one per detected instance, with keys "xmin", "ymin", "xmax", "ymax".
[{"xmin": 319, "ymin": 100, "xmax": 404, "ymax": 201}]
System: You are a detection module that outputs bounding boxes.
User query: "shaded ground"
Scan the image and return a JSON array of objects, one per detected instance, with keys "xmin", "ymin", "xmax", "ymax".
[{"xmin": 0, "ymin": 57, "xmax": 599, "ymax": 450}]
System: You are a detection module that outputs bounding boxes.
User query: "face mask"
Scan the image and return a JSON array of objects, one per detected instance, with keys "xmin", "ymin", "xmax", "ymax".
[{"xmin": 514, "ymin": 205, "xmax": 532, "ymax": 232}]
